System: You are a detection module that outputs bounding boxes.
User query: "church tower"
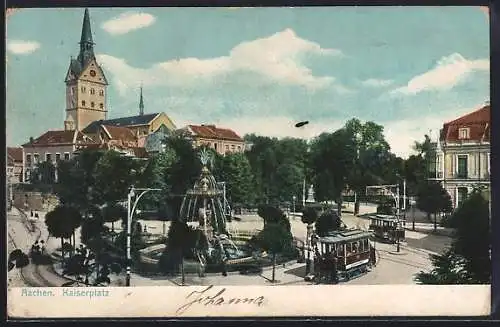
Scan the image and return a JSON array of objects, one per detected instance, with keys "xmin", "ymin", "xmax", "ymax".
[
  {"xmin": 64, "ymin": 8, "xmax": 108, "ymax": 131},
  {"xmin": 139, "ymin": 85, "xmax": 145, "ymax": 116}
]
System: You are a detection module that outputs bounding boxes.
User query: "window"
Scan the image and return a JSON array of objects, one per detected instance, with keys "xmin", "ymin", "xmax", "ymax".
[
  {"xmin": 231, "ymin": 145, "xmax": 235, "ymax": 151},
  {"xmin": 99, "ymin": 90, "xmax": 104, "ymax": 96},
  {"xmin": 26, "ymin": 154, "xmax": 32, "ymax": 166},
  {"xmin": 214, "ymin": 143, "xmax": 217, "ymax": 150},
  {"xmin": 46, "ymin": 153, "xmax": 52, "ymax": 162},
  {"xmin": 81, "ymin": 86, "xmax": 86, "ymax": 93},
  {"xmin": 91, "ymin": 102, "xmax": 95, "ymax": 108},
  {"xmin": 82, "ymin": 100, "xmax": 86, "ymax": 106},
  {"xmin": 237, "ymin": 146, "xmax": 241, "ymax": 151},
  {"xmin": 458, "ymin": 127, "xmax": 470, "ymax": 140},
  {"xmin": 33, "ymin": 153, "xmax": 39, "ymax": 164},
  {"xmin": 457, "ymin": 155, "xmax": 468, "ymax": 179},
  {"xmin": 225, "ymin": 145, "xmax": 229, "ymax": 152},
  {"xmin": 55, "ymin": 153, "xmax": 61, "ymax": 162},
  {"xmin": 99, "ymin": 103, "xmax": 104, "ymax": 109},
  {"xmin": 90, "ymin": 88, "xmax": 95, "ymax": 95},
  {"xmin": 64, "ymin": 152, "xmax": 70, "ymax": 160}
]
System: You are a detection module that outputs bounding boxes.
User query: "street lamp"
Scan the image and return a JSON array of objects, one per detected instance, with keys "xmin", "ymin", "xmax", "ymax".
[
  {"xmin": 292, "ymin": 195, "xmax": 296, "ymax": 215},
  {"xmin": 126, "ymin": 186, "xmax": 162, "ymax": 287},
  {"xmin": 294, "ymin": 120, "xmax": 311, "ymax": 208}
]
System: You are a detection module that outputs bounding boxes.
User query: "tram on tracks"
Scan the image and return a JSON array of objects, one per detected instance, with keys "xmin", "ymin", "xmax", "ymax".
[
  {"xmin": 368, "ymin": 214, "xmax": 405, "ymax": 243},
  {"xmin": 312, "ymin": 229, "xmax": 375, "ymax": 283}
]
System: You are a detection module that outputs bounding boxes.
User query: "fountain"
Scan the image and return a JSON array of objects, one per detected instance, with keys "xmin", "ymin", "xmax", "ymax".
[{"xmin": 138, "ymin": 148, "xmax": 261, "ymax": 276}]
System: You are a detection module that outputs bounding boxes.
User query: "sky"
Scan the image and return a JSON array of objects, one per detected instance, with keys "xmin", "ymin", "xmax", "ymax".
[{"xmin": 6, "ymin": 6, "xmax": 490, "ymax": 158}]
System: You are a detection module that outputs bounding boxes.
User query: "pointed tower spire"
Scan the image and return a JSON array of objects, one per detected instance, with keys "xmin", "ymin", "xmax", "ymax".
[
  {"xmin": 78, "ymin": 8, "xmax": 95, "ymax": 67},
  {"xmin": 139, "ymin": 84, "xmax": 145, "ymax": 116}
]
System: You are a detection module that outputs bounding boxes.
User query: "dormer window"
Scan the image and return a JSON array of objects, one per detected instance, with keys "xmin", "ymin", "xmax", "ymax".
[{"xmin": 458, "ymin": 127, "xmax": 470, "ymax": 140}]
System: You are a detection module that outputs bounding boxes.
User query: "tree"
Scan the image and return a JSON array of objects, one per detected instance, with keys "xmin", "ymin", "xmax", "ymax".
[
  {"xmin": 102, "ymin": 202, "xmax": 126, "ymax": 235},
  {"xmin": 218, "ymin": 153, "xmax": 256, "ymax": 206},
  {"xmin": 256, "ymin": 222, "xmax": 294, "ymax": 283},
  {"xmin": 257, "ymin": 205, "xmax": 290, "ymax": 231},
  {"xmin": 416, "ymin": 181, "xmax": 453, "ymax": 231},
  {"xmin": 139, "ymin": 147, "xmax": 177, "ymax": 211},
  {"xmin": 31, "ymin": 161, "xmax": 56, "ymax": 184},
  {"xmin": 93, "ymin": 150, "xmax": 143, "ymax": 206},
  {"xmin": 45, "ymin": 205, "xmax": 82, "ymax": 258},
  {"xmin": 449, "ymin": 191, "xmax": 490, "ymax": 283},
  {"xmin": 159, "ymin": 220, "xmax": 198, "ymax": 284},
  {"xmin": 54, "ymin": 148, "xmax": 104, "ymax": 215},
  {"xmin": 415, "ymin": 191, "xmax": 490, "ymax": 284},
  {"xmin": 315, "ymin": 210, "xmax": 342, "ymax": 237}
]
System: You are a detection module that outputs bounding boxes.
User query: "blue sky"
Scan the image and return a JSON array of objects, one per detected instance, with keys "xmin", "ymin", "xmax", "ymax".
[{"xmin": 6, "ymin": 6, "xmax": 489, "ymax": 157}]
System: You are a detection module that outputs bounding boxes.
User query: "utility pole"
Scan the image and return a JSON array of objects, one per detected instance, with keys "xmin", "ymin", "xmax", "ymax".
[
  {"xmin": 126, "ymin": 186, "xmax": 162, "ymax": 287},
  {"xmin": 396, "ymin": 184, "xmax": 400, "ymax": 253}
]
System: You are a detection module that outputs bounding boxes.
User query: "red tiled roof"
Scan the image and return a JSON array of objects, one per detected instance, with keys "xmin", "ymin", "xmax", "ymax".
[
  {"xmin": 7, "ymin": 147, "xmax": 23, "ymax": 163},
  {"xmin": 188, "ymin": 124, "xmax": 243, "ymax": 142},
  {"xmin": 22, "ymin": 130, "xmax": 98, "ymax": 147},
  {"xmin": 102, "ymin": 125, "xmax": 137, "ymax": 143},
  {"xmin": 441, "ymin": 105, "xmax": 490, "ymax": 142}
]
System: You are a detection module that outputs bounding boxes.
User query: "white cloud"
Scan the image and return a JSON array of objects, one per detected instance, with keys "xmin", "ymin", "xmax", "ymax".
[
  {"xmin": 382, "ymin": 106, "xmax": 481, "ymax": 158},
  {"xmin": 391, "ymin": 53, "xmax": 489, "ymax": 96},
  {"xmin": 7, "ymin": 40, "xmax": 40, "ymax": 54},
  {"xmin": 101, "ymin": 12, "xmax": 156, "ymax": 35},
  {"xmin": 97, "ymin": 28, "xmax": 343, "ymax": 94},
  {"xmin": 362, "ymin": 78, "xmax": 393, "ymax": 87},
  {"xmin": 184, "ymin": 116, "xmax": 344, "ymax": 141}
]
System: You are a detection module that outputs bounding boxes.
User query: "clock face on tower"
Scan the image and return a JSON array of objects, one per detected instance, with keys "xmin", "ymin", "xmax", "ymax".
[{"xmin": 90, "ymin": 70, "xmax": 96, "ymax": 77}]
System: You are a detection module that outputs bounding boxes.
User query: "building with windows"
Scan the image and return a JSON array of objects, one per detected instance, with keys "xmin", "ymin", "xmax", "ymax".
[
  {"xmin": 181, "ymin": 124, "xmax": 246, "ymax": 155},
  {"xmin": 21, "ymin": 130, "xmax": 99, "ymax": 182},
  {"xmin": 431, "ymin": 104, "xmax": 490, "ymax": 208},
  {"xmin": 7, "ymin": 147, "xmax": 23, "ymax": 184}
]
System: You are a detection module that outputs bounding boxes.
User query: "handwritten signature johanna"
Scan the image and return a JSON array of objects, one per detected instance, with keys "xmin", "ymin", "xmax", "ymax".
[{"xmin": 176, "ymin": 285, "xmax": 266, "ymax": 315}]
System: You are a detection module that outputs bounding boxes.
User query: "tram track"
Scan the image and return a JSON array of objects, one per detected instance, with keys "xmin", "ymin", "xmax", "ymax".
[{"xmin": 9, "ymin": 207, "xmax": 72, "ymax": 287}]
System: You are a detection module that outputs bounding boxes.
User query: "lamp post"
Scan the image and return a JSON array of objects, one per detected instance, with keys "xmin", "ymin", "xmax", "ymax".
[
  {"xmin": 292, "ymin": 195, "xmax": 296, "ymax": 215},
  {"xmin": 295, "ymin": 120, "xmax": 314, "ymax": 275},
  {"xmin": 126, "ymin": 186, "xmax": 162, "ymax": 287},
  {"xmin": 395, "ymin": 183, "xmax": 401, "ymax": 253}
]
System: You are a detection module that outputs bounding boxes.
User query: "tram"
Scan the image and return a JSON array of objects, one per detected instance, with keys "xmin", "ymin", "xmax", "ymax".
[
  {"xmin": 312, "ymin": 229, "xmax": 375, "ymax": 283},
  {"xmin": 368, "ymin": 214, "xmax": 405, "ymax": 243}
]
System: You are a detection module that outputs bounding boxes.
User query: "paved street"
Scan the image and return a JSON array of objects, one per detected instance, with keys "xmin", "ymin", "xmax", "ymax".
[{"xmin": 8, "ymin": 205, "xmax": 452, "ymax": 287}]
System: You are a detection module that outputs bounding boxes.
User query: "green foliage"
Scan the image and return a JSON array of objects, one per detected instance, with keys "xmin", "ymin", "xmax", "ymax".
[
  {"xmin": 54, "ymin": 148, "xmax": 105, "ymax": 212},
  {"xmin": 93, "ymin": 150, "xmax": 143, "ymax": 205},
  {"xmin": 257, "ymin": 205, "xmax": 290, "ymax": 231},
  {"xmin": 256, "ymin": 222, "xmax": 294, "ymax": 255},
  {"xmin": 30, "ymin": 161, "xmax": 57, "ymax": 184},
  {"xmin": 315, "ymin": 210, "xmax": 342, "ymax": 237},
  {"xmin": 301, "ymin": 206, "xmax": 319, "ymax": 225},
  {"xmin": 416, "ymin": 191, "xmax": 491, "ymax": 284},
  {"xmin": 218, "ymin": 152, "xmax": 256, "ymax": 206},
  {"xmin": 102, "ymin": 203, "xmax": 127, "ymax": 224},
  {"xmin": 414, "ymin": 249, "xmax": 468, "ymax": 284},
  {"xmin": 416, "ymin": 181, "xmax": 453, "ymax": 215},
  {"xmin": 449, "ymin": 191, "xmax": 490, "ymax": 283},
  {"xmin": 45, "ymin": 205, "xmax": 82, "ymax": 240}
]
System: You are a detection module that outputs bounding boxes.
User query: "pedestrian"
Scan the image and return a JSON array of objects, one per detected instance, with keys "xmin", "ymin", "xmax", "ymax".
[
  {"xmin": 34, "ymin": 212, "xmax": 39, "ymax": 219},
  {"xmin": 40, "ymin": 240, "xmax": 46, "ymax": 254},
  {"xmin": 30, "ymin": 210, "xmax": 33, "ymax": 217}
]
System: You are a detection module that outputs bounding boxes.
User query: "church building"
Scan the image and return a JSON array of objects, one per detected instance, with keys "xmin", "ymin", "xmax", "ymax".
[{"xmin": 21, "ymin": 8, "xmax": 176, "ymax": 182}]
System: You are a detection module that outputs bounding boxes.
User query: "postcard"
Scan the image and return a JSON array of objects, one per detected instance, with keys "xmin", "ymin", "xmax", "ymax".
[{"xmin": 6, "ymin": 6, "xmax": 491, "ymax": 318}]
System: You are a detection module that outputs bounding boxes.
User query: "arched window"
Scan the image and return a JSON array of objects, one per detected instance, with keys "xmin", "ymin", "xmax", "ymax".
[
  {"xmin": 82, "ymin": 100, "xmax": 86, "ymax": 106},
  {"xmin": 91, "ymin": 102, "xmax": 95, "ymax": 108},
  {"xmin": 99, "ymin": 90, "xmax": 104, "ymax": 96},
  {"xmin": 99, "ymin": 103, "xmax": 104, "ymax": 109},
  {"xmin": 90, "ymin": 88, "xmax": 95, "ymax": 95}
]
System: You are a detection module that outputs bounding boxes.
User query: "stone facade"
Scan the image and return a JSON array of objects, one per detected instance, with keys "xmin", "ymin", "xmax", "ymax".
[{"xmin": 431, "ymin": 104, "xmax": 490, "ymax": 208}]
